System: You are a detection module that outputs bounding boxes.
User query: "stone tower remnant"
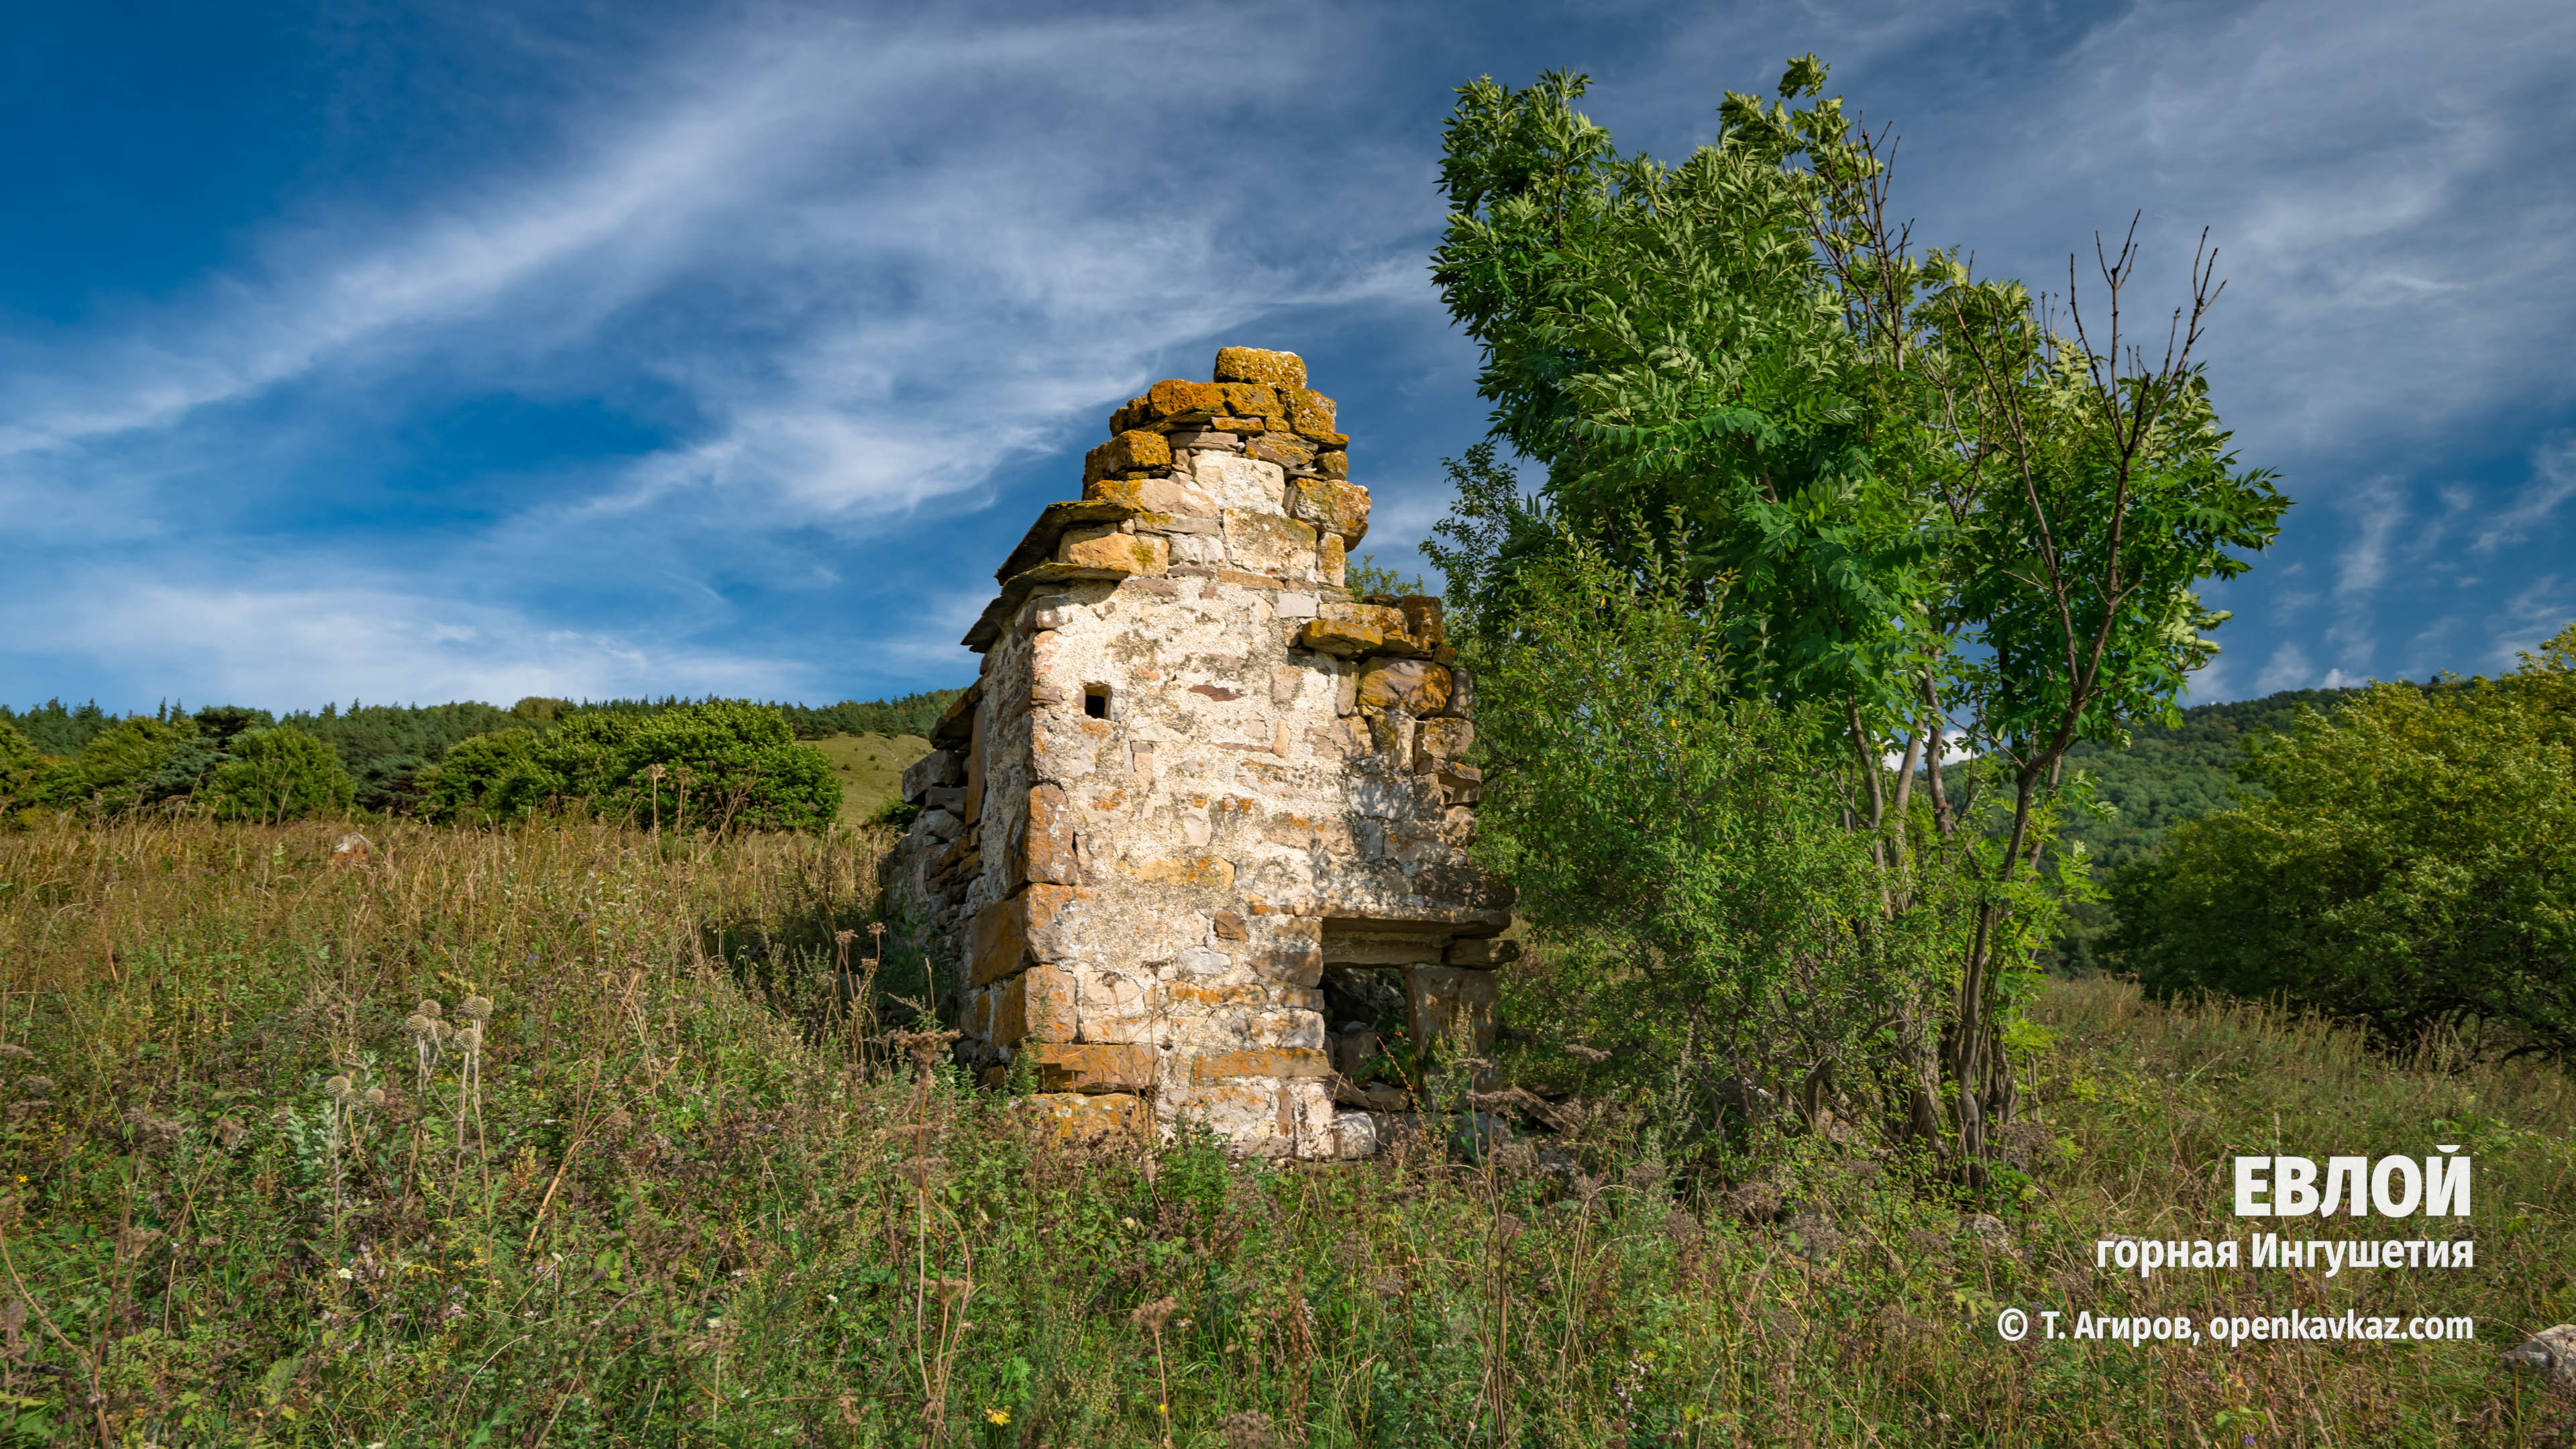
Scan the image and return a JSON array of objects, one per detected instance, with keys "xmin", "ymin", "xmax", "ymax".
[{"xmin": 887, "ymin": 347, "xmax": 1516, "ymax": 1159}]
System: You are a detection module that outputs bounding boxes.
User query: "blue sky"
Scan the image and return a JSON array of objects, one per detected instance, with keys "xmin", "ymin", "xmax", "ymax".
[{"xmin": 4, "ymin": 0, "xmax": 2572, "ymax": 714}]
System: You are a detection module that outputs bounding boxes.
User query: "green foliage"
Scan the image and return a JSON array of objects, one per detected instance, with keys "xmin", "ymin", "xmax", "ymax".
[
  {"xmin": 423, "ymin": 699, "xmax": 841, "ymax": 833},
  {"xmin": 207, "ymin": 727, "xmax": 357, "ymax": 823},
  {"xmin": 1342, "ymin": 552, "xmax": 1430, "ymax": 599},
  {"xmin": 0, "ymin": 720, "xmax": 40, "ymax": 812},
  {"xmin": 1473, "ymin": 543, "xmax": 1983, "ymax": 1146},
  {"xmin": 2055, "ymin": 686, "xmax": 2363, "ymax": 865},
  {"xmin": 1428, "ymin": 55, "xmax": 2286, "ymax": 1167},
  {"xmin": 2110, "ymin": 625, "xmax": 2576, "ymax": 1053}
]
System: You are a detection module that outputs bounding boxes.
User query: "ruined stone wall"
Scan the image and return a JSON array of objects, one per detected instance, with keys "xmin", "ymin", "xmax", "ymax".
[{"xmin": 887, "ymin": 347, "xmax": 1516, "ymax": 1159}]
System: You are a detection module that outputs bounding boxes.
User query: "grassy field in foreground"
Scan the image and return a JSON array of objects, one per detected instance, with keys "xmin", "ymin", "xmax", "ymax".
[
  {"xmin": 0, "ymin": 816, "xmax": 2570, "ymax": 1447},
  {"xmin": 804, "ymin": 732, "xmax": 931, "ymax": 826}
]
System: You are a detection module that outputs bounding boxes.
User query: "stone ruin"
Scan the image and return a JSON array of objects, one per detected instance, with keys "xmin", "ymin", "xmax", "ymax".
[{"xmin": 886, "ymin": 346, "xmax": 1519, "ymax": 1159}]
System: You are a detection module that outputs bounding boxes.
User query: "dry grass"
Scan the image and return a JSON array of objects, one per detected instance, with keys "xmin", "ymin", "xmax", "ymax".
[{"xmin": 0, "ymin": 814, "xmax": 2569, "ymax": 1446}]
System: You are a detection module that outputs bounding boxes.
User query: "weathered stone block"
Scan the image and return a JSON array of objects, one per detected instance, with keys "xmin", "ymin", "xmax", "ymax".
[
  {"xmin": 1084, "ymin": 474, "xmax": 1219, "ymax": 516},
  {"xmin": 1016, "ymin": 783, "xmax": 1079, "ymax": 886},
  {"xmin": 1332, "ymin": 1109, "xmax": 1379, "ymax": 1159},
  {"xmin": 1413, "ymin": 718, "xmax": 1474, "ymax": 771},
  {"xmin": 1391, "ymin": 595, "xmax": 1443, "ymax": 648},
  {"xmin": 1444, "ymin": 936, "xmax": 1521, "ymax": 968},
  {"xmin": 1013, "ymin": 1091, "xmax": 1150, "ymax": 1148},
  {"xmin": 1316, "ymin": 449, "xmax": 1349, "ymax": 480},
  {"xmin": 1191, "ymin": 1047, "xmax": 1332, "ymax": 1083},
  {"xmin": 1189, "ymin": 452, "xmax": 1285, "ymax": 513},
  {"xmin": 1126, "ymin": 854, "xmax": 1238, "ymax": 890},
  {"xmin": 1318, "ymin": 532, "xmax": 1347, "ymax": 587},
  {"xmin": 1284, "ymin": 388, "xmax": 1338, "ymax": 442},
  {"xmin": 1020, "ymin": 1042, "xmax": 1157, "ymax": 1093},
  {"xmin": 1287, "ymin": 477, "xmax": 1371, "ymax": 541},
  {"xmin": 1082, "ymin": 429, "xmax": 1173, "ymax": 483},
  {"xmin": 1404, "ymin": 963, "xmax": 1497, "ymax": 1056},
  {"xmin": 1222, "ymin": 508, "xmax": 1318, "ymax": 577},
  {"xmin": 1356, "ymin": 659, "xmax": 1453, "ymax": 715},
  {"xmin": 1144, "ymin": 378, "xmax": 1226, "ymax": 422},
  {"xmin": 969, "ymin": 884, "xmax": 1098, "ymax": 987},
  {"xmin": 902, "ymin": 749, "xmax": 963, "ymax": 804},
  {"xmin": 1217, "ymin": 382, "xmax": 1281, "ymax": 422},
  {"xmin": 994, "ymin": 963, "xmax": 1078, "ymax": 1045},
  {"xmin": 1296, "ymin": 616, "xmax": 1382, "ymax": 657},
  {"xmin": 1214, "ymin": 346, "xmax": 1306, "ymax": 389},
  {"xmin": 1057, "ymin": 527, "xmax": 1169, "ymax": 574},
  {"xmin": 1434, "ymin": 761, "xmax": 1483, "ymax": 806},
  {"xmin": 1246, "ymin": 432, "xmax": 1316, "ymax": 470}
]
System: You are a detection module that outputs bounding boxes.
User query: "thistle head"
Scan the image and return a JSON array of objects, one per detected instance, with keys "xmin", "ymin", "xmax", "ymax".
[
  {"xmin": 417, "ymin": 999, "xmax": 444, "ymax": 1020},
  {"xmin": 323, "ymin": 1075, "xmax": 354, "ymax": 1103},
  {"xmin": 461, "ymin": 995, "xmax": 494, "ymax": 1022}
]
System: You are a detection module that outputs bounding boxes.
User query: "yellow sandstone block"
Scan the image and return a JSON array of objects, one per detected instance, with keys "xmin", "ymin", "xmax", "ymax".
[
  {"xmin": 1287, "ymin": 477, "xmax": 1371, "ymax": 541},
  {"xmin": 994, "ymin": 963, "xmax": 1077, "ymax": 1045},
  {"xmin": 1057, "ymin": 527, "xmax": 1169, "ymax": 574},
  {"xmin": 1285, "ymin": 389, "xmax": 1338, "ymax": 441},
  {"xmin": 1356, "ymin": 659, "xmax": 1453, "ymax": 715},
  {"xmin": 1213, "ymin": 346, "xmax": 1306, "ymax": 389},
  {"xmin": 1082, "ymin": 429, "xmax": 1173, "ymax": 484}
]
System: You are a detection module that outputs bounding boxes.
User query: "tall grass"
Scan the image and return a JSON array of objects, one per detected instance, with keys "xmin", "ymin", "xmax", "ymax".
[{"xmin": 0, "ymin": 815, "xmax": 2569, "ymax": 1446}]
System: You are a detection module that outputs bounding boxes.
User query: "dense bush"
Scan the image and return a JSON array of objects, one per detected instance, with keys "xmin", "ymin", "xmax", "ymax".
[
  {"xmin": 206, "ymin": 727, "xmax": 357, "ymax": 822},
  {"xmin": 423, "ymin": 699, "xmax": 840, "ymax": 832},
  {"xmin": 2110, "ymin": 623, "xmax": 2576, "ymax": 1051}
]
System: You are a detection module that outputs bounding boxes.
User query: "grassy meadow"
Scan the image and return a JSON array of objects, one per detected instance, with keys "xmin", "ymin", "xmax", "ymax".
[
  {"xmin": 0, "ymin": 814, "xmax": 2570, "ymax": 1446},
  {"xmin": 803, "ymin": 734, "xmax": 932, "ymax": 827}
]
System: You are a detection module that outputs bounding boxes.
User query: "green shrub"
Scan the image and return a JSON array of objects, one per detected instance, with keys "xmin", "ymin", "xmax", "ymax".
[
  {"xmin": 207, "ymin": 727, "xmax": 356, "ymax": 822},
  {"xmin": 425, "ymin": 700, "xmax": 840, "ymax": 832},
  {"xmin": 2110, "ymin": 622, "xmax": 2576, "ymax": 1051},
  {"xmin": 0, "ymin": 720, "xmax": 40, "ymax": 814}
]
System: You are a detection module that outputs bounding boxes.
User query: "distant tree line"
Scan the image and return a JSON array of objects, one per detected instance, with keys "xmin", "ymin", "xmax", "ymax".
[{"xmin": 0, "ymin": 688, "xmax": 957, "ymax": 832}]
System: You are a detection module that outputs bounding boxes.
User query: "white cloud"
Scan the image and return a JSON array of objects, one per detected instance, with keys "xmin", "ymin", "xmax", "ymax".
[
  {"xmin": 2473, "ymin": 438, "xmax": 2576, "ymax": 554},
  {"xmin": 2253, "ymin": 641, "xmax": 2315, "ymax": 694},
  {"xmin": 0, "ymin": 577, "xmax": 804, "ymax": 710}
]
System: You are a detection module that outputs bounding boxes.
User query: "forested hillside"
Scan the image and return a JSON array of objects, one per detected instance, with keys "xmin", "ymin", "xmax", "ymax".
[{"xmin": 2056, "ymin": 686, "xmax": 2366, "ymax": 864}]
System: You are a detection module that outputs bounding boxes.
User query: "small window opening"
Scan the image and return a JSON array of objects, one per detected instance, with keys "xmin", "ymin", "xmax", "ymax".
[{"xmin": 1083, "ymin": 685, "xmax": 1111, "ymax": 720}]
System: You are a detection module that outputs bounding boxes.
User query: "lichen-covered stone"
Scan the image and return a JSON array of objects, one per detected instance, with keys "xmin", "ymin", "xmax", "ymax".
[
  {"xmin": 890, "ymin": 350, "xmax": 1501, "ymax": 1161},
  {"xmin": 1285, "ymin": 388, "xmax": 1338, "ymax": 441},
  {"xmin": 1143, "ymin": 378, "xmax": 1226, "ymax": 423},
  {"xmin": 1297, "ymin": 616, "xmax": 1384, "ymax": 657},
  {"xmin": 1084, "ymin": 474, "xmax": 1219, "ymax": 517},
  {"xmin": 1246, "ymin": 432, "xmax": 1316, "ymax": 470},
  {"xmin": 1013, "ymin": 1091, "xmax": 1151, "ymax": 1148},
  {"xmin": 1217, "ymin": 382, "xmax": 1281, "ymax": 423},
  {"xmin": 1222, "ymin": 508, "xmax": 1318, "ymax": 578},
  {"xmin": 1020, "ymin": 1042, "xmax": 1158, "ymax": 1093},
  {"xmin": 1287, "ymin": 477, "xmax": 1371, "ymax": 542},
  {"xmin": 1356, "ymin": 659, "xmax": 1453, "ymax": 715},
  {"xmin": 1316, "ymin": 449, "xmax": 1349, "ymax": 480},
  {"xmin": 1214, "ymin": 346, "xmax": 1306, "ymax": 389},
  {"xmin": 1057, "ymin": 527, "xmax": 1169, "ymax": 574},
  {"xmin": 1082, "ymin": 429, "xmax": 1173, "ymax": 484}
]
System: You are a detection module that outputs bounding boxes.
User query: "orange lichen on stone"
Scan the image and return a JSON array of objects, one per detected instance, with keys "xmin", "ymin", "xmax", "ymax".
[
  {"xmin": 1020, "ymin": 1042, "xmax": 1157, "ymax": 1093},
  {"xmin": 1356, "ymin": 658, "xmax": 1453, "ymax": 715},
  {"xmin": 1011, "ymin": 1091, "xmax": 1151, "ymax": 1146},
  {"xmin": 1214, "ymin": 346, "xmax": 1306, "ymax": 389},
  {"xmin": 1315, "ymin": 449, "xmax": 1349, "ymax": 480},
  {"xmin": 1287, "ymin": 477, "xmax": 1371, "ymax": 542},
  {"xmin": 1057, "ymin": 527, "xmax": 1169, "ymax": 574},
  {"xmin": 1284, "ymin": 389, "xmax": 1338, "ymax": 442},
  {"xmin": 1190, "ymin": 1047, "xmax": 1332, "ymax": 1083},
  {"xmin": 1246, "ymin": 433, "xmax": 1316, "ymax": 470},
  {"xmin": 1083, "ymin": 429, "xmax": 1173, "ymax": 483}
]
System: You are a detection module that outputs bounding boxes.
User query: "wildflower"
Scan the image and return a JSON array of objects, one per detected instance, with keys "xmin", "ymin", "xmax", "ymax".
[
  {"xmin": 336, "ymin": 1267, "xmax": 354, "ymax": 1279},
  {"xmin": 984, "ymin": 1407, "xmax": 1010, "ymax": 1426}
]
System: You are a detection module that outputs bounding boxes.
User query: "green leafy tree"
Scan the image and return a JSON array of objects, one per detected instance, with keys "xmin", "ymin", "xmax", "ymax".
[
  {"xmin": 2110, "ymin": 625, "xmax": 2576, "ymax": 1053},
  {"xmin": 1427, "ymin": 58, "xmax": 2286, "ymax": 1168},
  {"xmin": 1473, "ymin": 542, "xmax": 2010, "ymax": 1149},
  {"xmin": 207, "ymin": 728, "xmax": 356, "ymax": 822},
  {"xmin": 0, "ymin": 720, "xmax": 41, "ymax": 817},
  {"xmin": 425, "ymin": 700, "xmax": 840, "ymax": 833}
]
